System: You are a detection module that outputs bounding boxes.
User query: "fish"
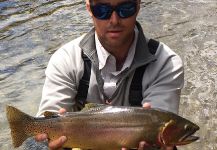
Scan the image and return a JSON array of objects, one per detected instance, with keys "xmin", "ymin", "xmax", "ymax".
[{"xmin": 6, "ymin": 103, "xmax": 199, "ymax": 149}]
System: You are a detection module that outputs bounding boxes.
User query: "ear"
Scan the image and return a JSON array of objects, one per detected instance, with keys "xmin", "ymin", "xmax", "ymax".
[
  {"xmin": 135, "ymin": 0, "xmax": 141, "ymax": 16},
  {"xmin": 86, "ymin": 1, "xmax": 93, "ymax": 17}
]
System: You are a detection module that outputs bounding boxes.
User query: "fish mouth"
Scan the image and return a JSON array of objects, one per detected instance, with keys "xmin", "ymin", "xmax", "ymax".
[{"xmin": 177, "ymin": 127, "xmax": 200, "ymax": 145}]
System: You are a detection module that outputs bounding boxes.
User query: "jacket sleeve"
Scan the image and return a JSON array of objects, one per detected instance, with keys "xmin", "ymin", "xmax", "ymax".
[
  {"xmin": 142, "ymin": 43, "xmax": 184, "ymax": 114},
  {"xmin": 36, "ymin": 44, "xmax": 83, "ymax": 117}
]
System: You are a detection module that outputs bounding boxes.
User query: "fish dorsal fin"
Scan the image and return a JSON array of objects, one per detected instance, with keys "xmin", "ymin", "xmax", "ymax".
[
  {"xmin": 43, "ymin": 111, "xmax": 59, "ymax": 118},
  {"xmin": 81, "ymin": 103, "xmax": 108, "ymax": 112},
  {"xmin": 85, "ymin": 103, "xmax": 107, "ymax": 108},
  {"xmin": 160, "ymin": 120, "xmax": 177, "ymax": 146}
]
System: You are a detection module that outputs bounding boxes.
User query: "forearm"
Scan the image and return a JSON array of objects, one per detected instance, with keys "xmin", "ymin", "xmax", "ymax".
[{"xmin": 37, "ymin": 75, "xmax": 77, "ymax": 116}]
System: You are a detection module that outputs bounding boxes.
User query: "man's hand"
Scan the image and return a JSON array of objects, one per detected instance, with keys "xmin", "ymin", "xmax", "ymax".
[
  {"xmin": 142, "ymin": 102, "xmax": 151, "ymax": 109},
  {"xmin": 35, "ymin": 108, "xmax": 67, "ymax": 150}
]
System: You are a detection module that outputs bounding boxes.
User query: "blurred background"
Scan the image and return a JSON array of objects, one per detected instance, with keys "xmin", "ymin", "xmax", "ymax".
[{"xmin": 0, "ymin": 0, "xmax": 216, "ymax": 149}]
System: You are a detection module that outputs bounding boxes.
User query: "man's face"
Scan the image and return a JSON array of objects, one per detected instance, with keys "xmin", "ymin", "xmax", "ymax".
[{"xmin": 86, "ymin": 0, "xmax": 140, "ymax": 50}]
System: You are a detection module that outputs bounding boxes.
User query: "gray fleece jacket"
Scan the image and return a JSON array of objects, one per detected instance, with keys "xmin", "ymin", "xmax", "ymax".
[{"xmin": 37, "ymin": 22, "xmax": 184, "ymax": 116}]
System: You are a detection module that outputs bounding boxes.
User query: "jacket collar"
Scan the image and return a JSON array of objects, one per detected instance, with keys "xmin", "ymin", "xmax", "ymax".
[{"xmin": 79, "ymin": 21, "xmax": 156, "ymax": 68}]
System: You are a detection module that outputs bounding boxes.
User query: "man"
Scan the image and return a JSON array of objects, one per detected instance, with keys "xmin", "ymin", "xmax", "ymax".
[{"xmin": 35, "ymin": 0, "xmax": 184, "ymax": 149}]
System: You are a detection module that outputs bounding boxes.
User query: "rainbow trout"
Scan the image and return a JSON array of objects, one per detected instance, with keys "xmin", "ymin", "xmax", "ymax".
[{"xmin": 6, "ymin": 103, "xmax": 199, "ymax": 149}]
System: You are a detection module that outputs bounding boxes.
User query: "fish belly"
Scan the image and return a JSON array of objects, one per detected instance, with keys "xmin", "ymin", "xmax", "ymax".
[{"xmin": 61, "ymin": 125, "xmax": 145, "ymax": 149}]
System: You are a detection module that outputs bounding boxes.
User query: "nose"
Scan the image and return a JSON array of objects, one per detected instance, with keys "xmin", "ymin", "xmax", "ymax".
[{"xmin": 109, "ymin": 11, "xmax": 120, "ymax": 25}]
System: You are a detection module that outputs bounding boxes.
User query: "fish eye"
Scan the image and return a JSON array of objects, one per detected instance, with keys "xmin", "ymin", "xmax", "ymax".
[{"xmin": 184, "ymin": 124, "xmax": 191, "ymax": 130}]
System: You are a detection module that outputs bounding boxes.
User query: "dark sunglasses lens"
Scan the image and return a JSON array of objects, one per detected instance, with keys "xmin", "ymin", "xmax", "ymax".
[
  {"xmin": 117, "ymin": 2, "xmax": 137, "ymax": 18},
  {"xmin": 91, "ymin": 2, "xmax": 137, "ymax": 20},
  {"xmin": 91, "ymin": 4, "xmax": 112, "ymax": 19}
]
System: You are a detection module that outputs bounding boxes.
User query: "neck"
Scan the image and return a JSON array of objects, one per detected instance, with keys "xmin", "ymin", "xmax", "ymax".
[
  {"xmin": 108, "ymin": 43, "xmax": 131, "ymax": 71},
  {"xmin": 103, "ymin": 33, "xmax": 135, "ymax": 71}
]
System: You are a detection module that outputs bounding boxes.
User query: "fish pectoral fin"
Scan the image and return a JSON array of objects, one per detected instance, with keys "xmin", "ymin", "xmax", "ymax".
[
  {"xmin": 159, "ymin": 120, "xmax": 176, "ymax": 146},
  {"xmin": 43, "ymin": 111, "xmax": 59, "ymax": 118}
]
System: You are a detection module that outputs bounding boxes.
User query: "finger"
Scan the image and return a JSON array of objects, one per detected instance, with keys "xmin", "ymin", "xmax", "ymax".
[
  {"xmin": 142, "ymin": 102, "xmax": 151, "ymax": 109},
  {"xmin": 164, "ymin": 146, "xmax": 175, "ymax": 150},
  {"xmin": 58, "ymin": 108, "xmax": 66, "ymax": 115},
  {"xmin": 49, "ymin": 136, "xmax": 67, "ymax": 150},
  {"xmin": 35, "ymin": 133, "xmax": 48, "ymax": 142},
  {"xmin": 138, "ymin": 141, "xmax": 150, "ymax": 150},
  {"xmin": 121, "ymin": 148, "xmax": 128, "ymax": 150}
]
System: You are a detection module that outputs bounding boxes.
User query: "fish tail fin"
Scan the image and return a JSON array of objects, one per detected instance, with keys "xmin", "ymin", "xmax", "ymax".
[{"xmin": 6, "ymin": 105, "xmax": 33, "ymax": 148}]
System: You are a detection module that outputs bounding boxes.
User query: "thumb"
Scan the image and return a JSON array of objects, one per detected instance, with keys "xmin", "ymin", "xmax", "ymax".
[
  {"xmin": 59, "ymin": 108, "xmax": 66, "ymax": 115},
  {"xmin": 143, "ymin": 102, "xmax": 151, "ymax": 109}
]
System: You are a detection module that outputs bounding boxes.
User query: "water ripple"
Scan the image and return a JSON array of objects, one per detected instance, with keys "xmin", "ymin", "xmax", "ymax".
[{"xmin": 0, "ymin": 1, "xmax": 84, "ymax": 35}]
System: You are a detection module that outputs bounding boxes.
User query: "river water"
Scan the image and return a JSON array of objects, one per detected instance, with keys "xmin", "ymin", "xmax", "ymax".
[{"xmin": 0, "ymin": 0, "xmax": 216, "ymax": 150}]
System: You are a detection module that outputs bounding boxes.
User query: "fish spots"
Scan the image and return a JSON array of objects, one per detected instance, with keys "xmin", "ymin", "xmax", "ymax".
[{"xmin": 6, "ymin": 105, "xmax": 199, "ymax": 148}]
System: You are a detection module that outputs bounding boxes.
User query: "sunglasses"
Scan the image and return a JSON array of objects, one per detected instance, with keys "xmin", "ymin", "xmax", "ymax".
[{"xmin": 90, "ymin": 1, "xmax": 137, "ymax": 20}]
